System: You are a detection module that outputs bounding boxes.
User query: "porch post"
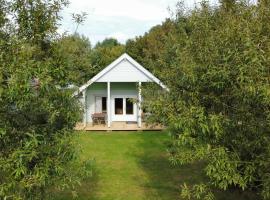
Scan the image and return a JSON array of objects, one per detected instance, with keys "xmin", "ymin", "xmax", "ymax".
[
  {"xmin": 107, "ymin": 82, "xmax": 111, "ymax": 128},
  {"xmin": 138, "ymin": 82, "xmax": 142, "ymax": 128},
  {"xmin": 83, "ymin": 89, "xmax": 87, "ymax": 128}
]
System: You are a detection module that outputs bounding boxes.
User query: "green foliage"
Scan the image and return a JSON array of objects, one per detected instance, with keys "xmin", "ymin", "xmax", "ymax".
[
  {"xmin": 126, "ymin": 19, "xmax": 177, "ymax": 78},
  {"xmin": 133, "ymin": 0, "xmax": 270, "ymax": 199},
  {"xmin": 90, "ymin": 38, "xmax": 125, "ymax": 74},
  {"xmin": 53, "ymin": 34, "xmax": 94, "ymax": 85},
  {"xmin": 181, "ymin": 183, "xmax": 214, "ymax": 200},
  {"xmin": 72, "ymin": 12, "xmax": 87, "ymax": 33},
  {"xmin": 0, "ymin": 0, "xmax": 92, "ymax": 199},
  {"xmin": 11, "ymin": 0, "xmax": 69, "ymax": 45},
  {"xmin": 52, "ymin": 36, "xmax": 124, "ymax": 86},
  {"xmin": 95, "ymin": 38, "xmax": 121, "ymax": 48}
]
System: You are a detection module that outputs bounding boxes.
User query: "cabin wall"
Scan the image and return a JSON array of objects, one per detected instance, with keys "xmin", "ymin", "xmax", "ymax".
[
  {"xmin": 96, "ymin": 60, "xmax": 151, "ymax": 82},
  {"xmin": 85, "ymin": 82, "xmax": 137, "ymax": 123}
]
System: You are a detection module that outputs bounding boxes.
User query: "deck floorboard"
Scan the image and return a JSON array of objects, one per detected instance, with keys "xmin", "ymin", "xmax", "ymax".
[{"xmin": 75, "ymin": 122, "xmax": 164, "ymax": 131}]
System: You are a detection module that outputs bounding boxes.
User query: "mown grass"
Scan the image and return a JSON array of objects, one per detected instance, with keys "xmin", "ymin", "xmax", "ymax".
[{"xmin": 53, "ymin": 131, "xmax": 257, "ymax": 200}]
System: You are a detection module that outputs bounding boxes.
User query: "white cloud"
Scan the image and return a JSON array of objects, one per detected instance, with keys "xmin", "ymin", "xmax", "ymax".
[
  {"xmin": 108, "ymin": 31, "xmax": 133, "ymax": 44},
  {"xmin": 63, "ymin": 0, "xmax": 178, "ymax": 21},
  {"xmin": 59, "ymin": 0, "xmax": 216, "ymax": 44}
]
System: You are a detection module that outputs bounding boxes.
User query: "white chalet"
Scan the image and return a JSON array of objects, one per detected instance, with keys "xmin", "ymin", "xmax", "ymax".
[{"xmin": 75, "ymin": 53, "xmax": 166, "ymax": 130}]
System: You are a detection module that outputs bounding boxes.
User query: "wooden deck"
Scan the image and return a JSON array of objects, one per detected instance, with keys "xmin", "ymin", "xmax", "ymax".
[{"xmin": 75, "ymin": 122, "xmax": 164, "ymax": 131}]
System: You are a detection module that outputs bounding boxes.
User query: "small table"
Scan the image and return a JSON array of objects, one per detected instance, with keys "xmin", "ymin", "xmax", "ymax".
[{"xmin": 91, "ymin": 113, "xmax": 107, "ymax": 125}]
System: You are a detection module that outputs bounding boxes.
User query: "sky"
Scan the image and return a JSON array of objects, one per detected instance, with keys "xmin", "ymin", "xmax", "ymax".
[{"xmin": 59, "ymin": 0, "xmax": 213, "ymax": 45}]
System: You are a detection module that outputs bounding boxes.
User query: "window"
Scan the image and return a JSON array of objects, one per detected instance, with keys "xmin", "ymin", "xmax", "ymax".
[
  {"xmin": 126, "ymin": 98, "xmax": 134, "ymax": 114},
  {"xmin": 115, "ymin": 98, "xmax": 123, "ymax": 114},
  {"xmin": 102, "ymin": 97, "xmax": 107, "ymax": 113}
]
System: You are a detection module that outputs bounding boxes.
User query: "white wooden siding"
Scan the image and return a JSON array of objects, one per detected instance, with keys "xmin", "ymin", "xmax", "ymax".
[
  {"xmin": 96, "ymin": 60, "xmax": 151, "ymax": 82},
  {"xmin": 75, "ymin": 53, "xmax": 167, "ymax": 96},
  {"xmin": 85, "ymin": 82, "xmax": 137, "ymax": 123},
  {"xmin": 86, "ymin": 86, "xmax": 106, "ymax": 123}
]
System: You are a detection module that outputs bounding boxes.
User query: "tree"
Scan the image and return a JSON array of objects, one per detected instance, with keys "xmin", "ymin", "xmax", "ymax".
[
  {"xmin": 140, "ymin": 1, "xmax": 270, "ymax": 199},
  {"xmin": 0, "ymin": 0, "xmax": 91, "ymax": 199},
  {"xmin": 72, "ymin": 12, "xmax": 87, "ymax": 33},
  {"xmin": 126, "ymin": 19, "xmax": 178, "ymax": 81},
  {"xmin": 90, "ymin": 38, "xmax": 125, "ymax": 74},
  {"xmin": 95, "ymin": 38, "xmax": 121, "ymax": 48},
  {"xmin": 53, "ymin": 34, "xmax": 94, "ymax": 85}
]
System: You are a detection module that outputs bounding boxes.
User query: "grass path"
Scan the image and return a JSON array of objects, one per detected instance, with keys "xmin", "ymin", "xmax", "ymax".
[{"xmin": 54, "ymin": 131, "xmax": 257, "ymax": 200}]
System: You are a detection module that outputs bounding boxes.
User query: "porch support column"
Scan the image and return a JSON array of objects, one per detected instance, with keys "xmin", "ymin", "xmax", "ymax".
[
  {"xmin": 138, "ymin": 82, "xmax": 142, "ymax": 128},
  {"xmin": 83, "ymin": 89, "xmax": 87, "ymax": 128},
  {"xmin": 107, "ymin": 82, "xmax": 111, "ymax": 128}
]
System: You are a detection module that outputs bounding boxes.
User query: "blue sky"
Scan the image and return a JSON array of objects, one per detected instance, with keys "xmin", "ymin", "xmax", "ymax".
[{"xmin": 59, "ymin": 0, "xmax": 214, "ymax": 45}]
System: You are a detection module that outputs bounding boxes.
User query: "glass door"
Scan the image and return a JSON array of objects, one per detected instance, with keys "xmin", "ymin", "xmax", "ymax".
[
  {"xmin": 126, "ymin": 98, "xmax": 134, "ymax": 115},
  {"xmin": 114, "ymin": 98, "xmax": 123, "ymax": 115},
  {"xmin": 111, "ymin": 96, "xmax": 137, "ymax": 121}
]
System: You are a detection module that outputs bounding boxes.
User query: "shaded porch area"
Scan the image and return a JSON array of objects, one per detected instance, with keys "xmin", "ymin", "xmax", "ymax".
[{"xmin": 75, "ymin": 122, "xmax": 164, "ymax": 131}]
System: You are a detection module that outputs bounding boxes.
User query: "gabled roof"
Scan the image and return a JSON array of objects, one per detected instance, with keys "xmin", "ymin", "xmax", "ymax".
[{"xmin": 75, "ymin": 53, "xmax": 167, "ymax": 95}]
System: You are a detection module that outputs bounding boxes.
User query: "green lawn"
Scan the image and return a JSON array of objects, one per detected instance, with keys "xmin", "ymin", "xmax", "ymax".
[{"xmin": 54, "ymin": 131, "xmax": 257, "ymax": 200}]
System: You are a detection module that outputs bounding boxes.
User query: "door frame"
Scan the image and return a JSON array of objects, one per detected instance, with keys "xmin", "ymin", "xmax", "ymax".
[
  {"xmin": 111, "ymin": 95, "xmax": 137, "ymax": 122},
  {"xmin": 94, "ymin": 96, "xmax": 107, "ymax": 113}
]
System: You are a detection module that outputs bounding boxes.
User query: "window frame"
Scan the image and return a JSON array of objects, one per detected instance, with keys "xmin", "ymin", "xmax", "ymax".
[{"xmin": 125, "ymin": 98, "xmax": 134, "ymax": 115}]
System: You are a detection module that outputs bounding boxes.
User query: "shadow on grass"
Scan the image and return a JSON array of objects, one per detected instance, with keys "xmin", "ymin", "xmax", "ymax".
[
  {"xmin": 134, "ymin": 132, "xmax": 259, "ymax": 200},
  {"xmin": 130, "ymin": 132, "xmax": 205, "ymax": 200}
]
